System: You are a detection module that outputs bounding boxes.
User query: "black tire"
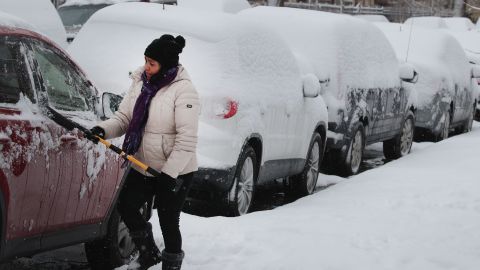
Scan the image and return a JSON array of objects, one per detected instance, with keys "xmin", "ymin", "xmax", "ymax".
[
  {"xmin": 85, "ymin": 209, "xmax": 136, "ymax": 270},
  {"xmin": 383, "ymin": 112, "xmax": 415, "ymax": 159},
  {"xmin": 226, "ymin": 145, "xmax": 258, "ymax": 216},
  {"xmin": 435, "ymin": 109, "xmax": 450, "ymax": 142},
  {"xmin": 341, "ymin": 124, "xmax": 365, "ymax": 176},
  {"xmin": 287, "ymin": 132, "xmax": 323, "ymax": 198}
]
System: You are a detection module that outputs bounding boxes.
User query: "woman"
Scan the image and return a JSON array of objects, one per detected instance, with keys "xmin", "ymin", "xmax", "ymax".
[{"xmin": 89, "ymin": 34, "xmax": 199, "ymax": 270}]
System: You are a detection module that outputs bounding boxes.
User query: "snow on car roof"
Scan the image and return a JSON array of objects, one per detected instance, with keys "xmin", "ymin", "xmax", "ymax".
[
  {"xmin": 177, "ymin": 0, "xmax": 251, "ymax": 14},
  {"xmin": 239, "ymin": 6, "xmax": 401, "ymax": 117},
  {"xmin": 68, "ymin": 3, "xmax": 301, "ymax": 105},
  {"xmin": 0, "ymin": 11, "xmax": 36, "ymax": 32},
  {"xmin": 374, "ymin": 22, "xmax": 470, "ymax": 107},
  {"xmin": 443, "ymin": 17, "xmax": 475, "ymax": 31},
  {"xmin": 404, "ymin": 16, "xmax": 448, "ymax": 29},
  {"xmin": 1, "ymin": 0, "xmax": 67, "ymax": 48},
  {"xmin": 60, "ymin": 0, "xmax": 132, "ymax": 7},
  {"xmin": 355, "ymin": 14, "xmax": 389, "ymax": 23}
]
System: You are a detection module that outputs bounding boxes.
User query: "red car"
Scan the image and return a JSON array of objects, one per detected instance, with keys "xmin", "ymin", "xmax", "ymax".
[{"xmin": 0, "ymin": 23, "xmax": 137, "ymax": 268}]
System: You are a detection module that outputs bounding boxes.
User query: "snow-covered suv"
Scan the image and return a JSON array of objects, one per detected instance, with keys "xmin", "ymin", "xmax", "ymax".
[
  {"xmin": 0, "ymin": 14, "xmax": 137, "ymax": 269},
  {"xmin": 68, "ymin": 3, "xmax": 329, "ymax": 216},
  {"xmin": 240, "ymin": 7, "xmax": 418, "ymax": 176}
]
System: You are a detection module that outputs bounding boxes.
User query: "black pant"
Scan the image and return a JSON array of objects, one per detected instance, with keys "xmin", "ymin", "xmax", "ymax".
[{"xmin": 117, "ymin": 168, "xmax": 193, "ymax": 253}]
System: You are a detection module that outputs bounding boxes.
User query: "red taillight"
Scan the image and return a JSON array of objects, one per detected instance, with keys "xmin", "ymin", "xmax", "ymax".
[{"xmin": 217, "ymin": 99, "xmax": 238, "ymax": 119}]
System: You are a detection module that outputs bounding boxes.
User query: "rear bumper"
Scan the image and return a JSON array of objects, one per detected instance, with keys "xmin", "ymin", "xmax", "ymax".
[{"xmin": 189, "ymin": 166, "xmax": 236, "ymax": 201}]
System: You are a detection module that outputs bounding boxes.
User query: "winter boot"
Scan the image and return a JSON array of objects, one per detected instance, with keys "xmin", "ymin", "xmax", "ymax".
[
  {"xmin": 128, "ymin": 223, "xmax": 162, "ymax": 270},
  {"xmin": 161, "ymin": 249, "xmax": 185, "ymax": 270}
]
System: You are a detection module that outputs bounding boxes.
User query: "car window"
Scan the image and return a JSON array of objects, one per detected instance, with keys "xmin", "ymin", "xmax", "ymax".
[
  {"xmin": 58, "ymin": 4, "xmax": 109, "ymax": 28},
  {"xmin": 0, "ymin": 37, "xmax": 30, "ymax": 104},
  {"xmin": 30, "ymin": 42, "xmax": 94, "ymax": 111}
]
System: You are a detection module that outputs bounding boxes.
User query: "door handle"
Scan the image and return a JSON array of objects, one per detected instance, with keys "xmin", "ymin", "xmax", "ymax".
[
  {"xmin": 60, "ymin": 135, "xmax": 78, "ymax": 145},
  {"xmin": 0, "ymin": 137, "xmax": 11, "ymax": 144}
]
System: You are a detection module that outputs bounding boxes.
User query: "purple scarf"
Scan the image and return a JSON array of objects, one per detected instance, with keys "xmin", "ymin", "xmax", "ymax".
[{"xmin": 122, "ymin": 67, "xmax": 178, "ymax": 156}]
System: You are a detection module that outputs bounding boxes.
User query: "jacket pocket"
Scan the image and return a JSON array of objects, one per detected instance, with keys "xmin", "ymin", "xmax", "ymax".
[{"xmin": 162, "ymin": 135, "xmax": 175, "ymax": 159}]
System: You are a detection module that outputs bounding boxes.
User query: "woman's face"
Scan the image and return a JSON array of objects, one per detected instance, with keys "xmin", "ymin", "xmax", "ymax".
[{"xmin": 144, "ymin": 56, "xmax": 161, "ymax": 78}]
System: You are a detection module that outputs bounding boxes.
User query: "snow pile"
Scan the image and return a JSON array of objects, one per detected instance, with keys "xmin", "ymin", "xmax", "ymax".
[
  {"xmin": 120, "ymin": 124, "xmax": 480, "ymax": 270},
  {"xmin": 1, "ymin": 0, "xmax": 67, "ymax": 48},
  {"xmin": 444, "ymin": 17, "xmax": 475, "ymax": 31},
  {"xmin": 375, "ymin": 22, "xmax": 471, "ymax": 108},
  {"xmin": 69, "ymin": 3, "xmax": 302, "ymax": 168},
  {"xmin": 60, "ymin": 0, "xmax": 132, "ymax": 7},
  {"xmin": 239, "ymin": 7, "xmax": 401, "ymax": 123},
  {"xmin": 447, "ymin": 30, "xmax": 480, "ymax": 64},
  {"xmin": 177, "ymin": 0, "xmax": 251, "ymax": 13},
  {"xmin": 404, "ymin": 16, "xmax": 448, "ymax": 29}
]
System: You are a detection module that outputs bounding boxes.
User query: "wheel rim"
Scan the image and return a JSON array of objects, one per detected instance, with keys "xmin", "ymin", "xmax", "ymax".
[
  {"xmin": 118, "ymin": 221, "xmax": 135, "ymax": 259},
  {"xmin": 350, "ymin": 130, "xmax": 363, "ymax": 173},
  {"xmin": 400, "ymin": 118, "xmax": 414, "ymax": 155},
  {"xmin": 236, "ymin": 156, "xmax": 254, "ymax": 215},
  {"xmin": 442, "ymin": 112, "xmax": 450, "ymax": 139},
  {"xmin": 306, "ymin": 141, "xmax": 320, "ymax": 194}
]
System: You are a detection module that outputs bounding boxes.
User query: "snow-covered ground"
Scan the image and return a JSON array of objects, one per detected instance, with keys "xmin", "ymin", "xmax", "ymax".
[
  {"xmin": 5, "ymin": 123, "xmax": 480, "ymax": 269},
  {"xmin": 145, "ymin": 122, "xmax": 480, "ymax": 270}
]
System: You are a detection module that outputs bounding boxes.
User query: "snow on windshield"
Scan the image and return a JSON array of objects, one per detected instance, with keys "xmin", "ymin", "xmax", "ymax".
[
  {"xmin": 1, "ymin": 0, "xmax": 67, "ymax": 48},
  {"xmin": 60, "ymin": 0, "xmax": 132, "ymax": 6},
  {"xmin": 239, "ymin": 6, "xmax": 401, "ymax": 123},
  {"xmin": 375, "ymin": 22, "xmax": 470, "ymax": 108},
  {"xmin": 177, "ymin": 0, "xmax": 251, "ymax": 13}
]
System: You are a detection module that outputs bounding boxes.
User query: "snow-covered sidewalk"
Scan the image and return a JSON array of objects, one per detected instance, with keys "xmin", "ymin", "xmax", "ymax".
[{"xmin": 144, "ymin": 123, "xmax": 480, "ymax": 270}]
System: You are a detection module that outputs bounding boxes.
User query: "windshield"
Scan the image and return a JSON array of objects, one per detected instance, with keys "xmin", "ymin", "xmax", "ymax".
[{"xmin": 58, "ymin": 4, "xmax": 109, "ymax": 27}]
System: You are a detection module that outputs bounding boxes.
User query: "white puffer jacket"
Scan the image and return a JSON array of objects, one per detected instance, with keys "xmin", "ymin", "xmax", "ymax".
[{"xmin": 99, "ymin": 65, "xmax": 200, "ymax": 178}]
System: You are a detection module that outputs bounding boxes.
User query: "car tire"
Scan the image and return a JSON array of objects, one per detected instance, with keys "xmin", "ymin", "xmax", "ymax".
[
  {"xmin": 226, "ymin": 145, "xmax": 257, "ymax": 216},
  {"xmin": 435, "ymin": 109, "xmax": 450, "ymax": 141},
  {"xmin": 287, "ymin": 132, "xmax": 323, "ymax": 198},
  {"xmin": 383, "ymin": 112, "xmax": 414, "ymax": 159},
  {"xmin": 85, "ymin": 209, "xmax": 136, "ymax": 270},
  {"xmin": 342, "ymin": 124, "xmax": 365, "ymax": 176}
]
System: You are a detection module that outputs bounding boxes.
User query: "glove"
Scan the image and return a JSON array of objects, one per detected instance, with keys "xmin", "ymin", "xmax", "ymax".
[{"xmin": 85, "ymin": 126, "xmax": 105, "ymax": 144}]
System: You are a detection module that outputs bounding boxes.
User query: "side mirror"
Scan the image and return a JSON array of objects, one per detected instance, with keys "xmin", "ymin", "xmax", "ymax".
[
  {"xmin": 102, "ymin": 92, "xmax": 123, "ymax": 119},
  {"xmin": 302, "ymin": 73, "xmax": 321, "ymax": 98},
  {"xmin": 471, "ymin": 65, "xmax": 480, "ymax": 78},
  {"xmin": 399, "ymin": 63, "xmax": 418, "ymax": 83}
]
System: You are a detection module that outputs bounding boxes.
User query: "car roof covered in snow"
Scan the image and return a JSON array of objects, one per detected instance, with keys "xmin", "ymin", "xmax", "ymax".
[
  {"xmin": 1, "ymin": 0, "xmax": 67, "ymax": 48},
  {"xmin": 355, "ymin": 14, "xmax": 389, "ymax": 23},
  {"xmin": 0, "ymin": 10, "xmax": 36, "ymax": 32},
  {"xmin": 404, "ymin": 16, "xmax": 448, "ymax": 29},
  {"xmin": 443, "ymin": 17, "xmax": 475, "ymax": 31},
  {"xmin": 177, "ymin": 0, "xmax": 251, "ymax": 14},
  {"xmin": 374, "ymin": 22, "xmax": 471, "ymax": 106},
  {"xmin": 68, "ymin": 2, "xmax": 301, "ymax": 105},
  {"xmin": 239, "ymin": 6, "xmax": 401, "ymax": 114}
]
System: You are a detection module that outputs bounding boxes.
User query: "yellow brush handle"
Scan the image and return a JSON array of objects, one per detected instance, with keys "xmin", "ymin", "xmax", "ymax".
[{"xmin": 97, "ymin": 137, "xmax": 149, "ymax": 171}]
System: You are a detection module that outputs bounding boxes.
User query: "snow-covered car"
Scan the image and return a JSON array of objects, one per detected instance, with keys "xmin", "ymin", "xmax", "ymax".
[
  {"xmin": 177, "ymin": 0, "xmax": 251, "ymax": 13},
  {"xmin": 1, "ymin": 0, "xmax": 67, "ymax": 48},
  {"xmin": 376, "ymin": 22, "xmax": 477, "ymax": 141},
  {"xmin": 403, "ymin": 16, "xmax": 480, "ymax": 122},
  {"xmin": 355, "ymin": 14, "xmax": 389, "ymax": 23},
  {"xmin": 68, "ymin": 3, "xmax": 328, "ymax": 216},
  {"xmin": 239, "ymin": 7, "xmax": 417, "ymax": 176},
  {"xmin": 0, "ymin": 13, "xmax": 138, "ymax": 268}
]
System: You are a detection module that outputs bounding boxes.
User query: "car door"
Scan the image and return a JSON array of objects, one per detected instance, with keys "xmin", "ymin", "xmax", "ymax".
[
  {"xmin": 0, "ymin": 35, "xmax": 58, "ymax": 251},
  {"xmin": 26, "ymin": 38, "xmax": 123, "ymax": 234}
]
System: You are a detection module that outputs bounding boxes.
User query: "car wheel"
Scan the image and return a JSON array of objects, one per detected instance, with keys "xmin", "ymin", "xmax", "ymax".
[
  {"xmin": 85, "ymin": 209, "xmax": 136, "ymax": 270},
  {"xmin": 343, "ymin": 125, "xmax": 364, "ymax": 176},
  {"xmin": 226, "ymin": 145, "xmax": 257, "ymax": 216},
  {"xmin": 287, "ymin": 132, "xmax": 323, "ymax": 198},
  {"xmin": 436, "ymin": 109, "xmax": 450, "ymax": 141},
  {"xmin": 383, "ymin": 113, "xmax": 414, "ymax": 159}
]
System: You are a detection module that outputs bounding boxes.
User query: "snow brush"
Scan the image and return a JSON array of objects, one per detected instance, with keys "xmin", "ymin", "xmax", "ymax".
[{"xmin": 42, "ymin": 105, "xmax": 183, "ymax": 193}]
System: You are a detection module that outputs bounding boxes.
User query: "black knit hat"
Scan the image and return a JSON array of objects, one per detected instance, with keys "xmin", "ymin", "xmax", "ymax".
[{"xmin": 144, "ymin": 34, "xmax": 185, "ymax": 71}]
